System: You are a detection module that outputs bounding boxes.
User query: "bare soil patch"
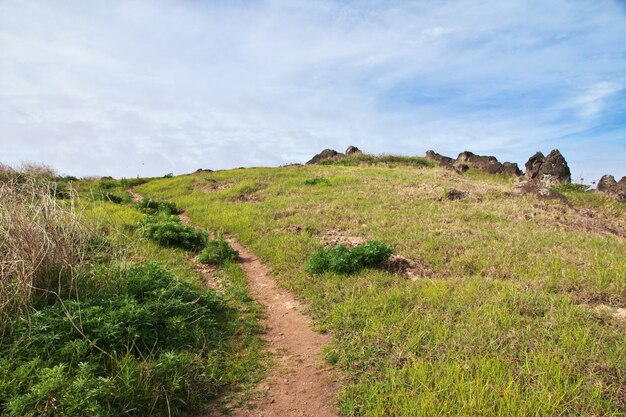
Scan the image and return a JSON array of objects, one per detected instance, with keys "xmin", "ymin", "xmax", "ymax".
[
  {"xmin": 219, "ymin": 240, "xmax": 338, "ymax": 417},
  {"xmin": 126, "ymin": 189, "xmax": 143, "ymax": 203}
]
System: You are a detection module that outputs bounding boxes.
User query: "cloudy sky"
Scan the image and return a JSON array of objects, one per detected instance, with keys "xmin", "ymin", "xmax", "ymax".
[{"xmin": 1, "ymin": 0, "xmax": 625, "ymax": 181}]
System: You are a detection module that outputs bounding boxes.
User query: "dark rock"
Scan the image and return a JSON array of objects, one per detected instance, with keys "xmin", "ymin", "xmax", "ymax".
[
  {"xmin": 425, "ymin": 150, "xmax": 454, "ymax": 166},
  {"xmin": 101, "ymin": 176, "xmax": 114, "ymax": 180},
  {"xmin": 539, "ymin": 150, "xmax": 571, "ymax": 183},
  {"xmin": 456, "ymin": 151, "xmax": 475, "ymax": 164},
  {"xmin": 502, "ymin": 162, "xmax": 522, "ymax": 177},
  {"xmin": 597, "ymin": 175, "xmax": 617, "ymax": 192},
  {"xmin": 525, "ymin": 152, "xmax": 545, "ymax": 180},
  {"xmin": 525, "ymin": 149, "xmax": 571, "ymax": 184},
  {"xmin": 446, "ymin": 189, "xmax": 467, "ymax": 201},
  {"xmin": 597, "ymin": 175, "xmax": 626, "ymax": 203},
  {"xmin": 345, "ymin": 145, "xmax": 362, "ymax": 155},
  {"xmin": 306, "ymin": 149, "xmax": 342, "ymax": 165},
  {"xmin": 195, "ymin": 168, "xmax": 213, "ymax": 173},
  {"xmin": 455, "ymin": 151, "xmax": 503, "ymax": 174}
]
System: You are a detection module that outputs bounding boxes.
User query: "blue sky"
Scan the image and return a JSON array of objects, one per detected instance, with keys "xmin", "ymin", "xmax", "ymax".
[{"xmin": 1, "ymin": 0, "xmax": 625, "ymax": 181}]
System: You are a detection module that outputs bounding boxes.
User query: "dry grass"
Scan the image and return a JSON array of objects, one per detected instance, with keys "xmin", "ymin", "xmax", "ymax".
[{"xmin": 0, "ymin": 178, "xmax": 97, "ymax": 324}]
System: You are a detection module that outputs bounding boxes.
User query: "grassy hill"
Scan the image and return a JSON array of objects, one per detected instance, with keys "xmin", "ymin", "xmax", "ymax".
[
  {"xmin": 1, "ymin": 159, "xmax": 624, "ymax": 416},
  {"xmin": 134, "ymin": 160, "xmax": 626, "ymax": 416}
]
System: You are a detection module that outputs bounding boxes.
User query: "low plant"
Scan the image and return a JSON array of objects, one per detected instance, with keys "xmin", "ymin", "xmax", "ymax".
[
  {"xmin": 304, "ymin": 176, "xmax": 331, "ymax": 185},
  {"xmin": 0, "ymin": 264, "xmax": 227, "ymax": 416},
  {"xmin": 198, "ymin": 234, "xmax": 239, "ymax": 265},
  {"xmin": 141, "ymin": 216, "xmax": 207, "ymax": 251},
  {"xmin": 307, "ymin": 240, "xmax": 394, "ymax": 274},
  {"xmin": 136, "ymin": 197, "xmax": 178, "ymax": 215}
]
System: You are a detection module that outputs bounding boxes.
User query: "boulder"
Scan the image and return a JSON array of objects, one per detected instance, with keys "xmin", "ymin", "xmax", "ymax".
[
  {"xmin": 425, "ymin": 150, "xmax": 454, "ymax": 166},
  {"xmin": 306, "ymin": 149, "xmax": 342, "ymax": 165},
  {"xmin": 455, "ymin": 151, "xmax": 503, "ymax": 175},
  {"xmin": 525, "ymin": 149, "xmax": 571, "ymax": 184},
  {"xmin": 525, "ymin": 152, "xmax": 545, "ymax": 181},
  {"xmin": 597, "ymin": 175, "xmax": 617, "ymax": 192},
  {"xmin": 195, "ymin": 168, "xmax": 213, "ymax": 173},
  {"xmin": 345, "ymin": 145, "xmax": 362, "ymax": 155},
  {"xmin": 539, "ymin": 150, "xmax": 571, "ymax": 183},
  {"xmin": 596, "ymin": 175, "xmax": 626, "ymax": 203},
  {"xmin": 502, "ymin": 162, "xmax": 522, "ymax": 177}
]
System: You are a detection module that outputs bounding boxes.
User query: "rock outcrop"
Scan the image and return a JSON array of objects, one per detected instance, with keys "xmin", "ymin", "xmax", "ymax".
[
  {"xmin": 502, "ymin": 162, "xmax": 522, "ymax": 177},
  {"xmin": 425, "ymin": 150, "xmax": 454, "ymax": 166},
  {"xmin": 306, "ymin": 149, "xmax": 342, "ymax": 165},
  {"xmin": 426, "ymin": 149, "xmax": 521, "ymax": 176},
  {"xmin": 345, "ymin": 145, "xmax": 362, "ymax": 155},
  {"xmin": 525, "ymin": 150, "xmax": 571, "ymax": 185},
  {"xmin": 596, "ymin": 175, "xmax": 626, "ymax": 203},
  {"xmin": 455, "ymin": 151, "xmax": 521, "ymax": 176}
]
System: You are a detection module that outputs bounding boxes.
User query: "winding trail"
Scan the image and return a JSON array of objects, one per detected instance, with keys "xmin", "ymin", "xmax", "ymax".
[
  {"xmin": 127, "ymin": 189, "xmax": 338, "ymax": 416},
  {"xmin": 224, "ymin": 240, "xmax": 338, "ymax": 417}
]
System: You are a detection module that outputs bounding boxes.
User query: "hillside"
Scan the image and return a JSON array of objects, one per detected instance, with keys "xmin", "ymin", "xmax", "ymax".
[
  {"xmin": 1, "ymin": 158, "xmax": 625, "ymax": 416},
  {"xmin": 133, "ymin": 158, "xmax": 626, "ymax": 415}
]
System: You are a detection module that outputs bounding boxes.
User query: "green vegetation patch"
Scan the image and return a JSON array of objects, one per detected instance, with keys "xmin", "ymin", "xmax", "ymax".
[
  {"xmin": 320, "ymin": 154, "xmax": 434, "ymax": 168},
  {"xmin": 304, "ymin": 176, "xmax": 331, "ymax": 185},
  {"xmin": 307, "ymin": 240, "xmax": 394, "ymax": 275},
  {"xmin": 0, "ymin": 264, "xmax": 230, "ymax": 416},
  {"xmin": 198, "ymin": 234, "xmax": 239, "ymax": 266},
  {"xmin": 136, "ymin": 197, "xmax": 179, "ymax": 215},
  {"xmin": 141, "ymin": 216, "xmax": 207, "ymax": 251}
]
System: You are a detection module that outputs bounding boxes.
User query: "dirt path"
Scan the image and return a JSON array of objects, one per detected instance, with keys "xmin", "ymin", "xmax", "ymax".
[
  {"xmin": 223, "ymin": 240, "xmax": 338, "ymax": 417},
  {"xmin": 126, "ymin": 189, "xmax": 143, "ymax": 203},
  {"xmin": 128, "ymin": 190, "xmax": 338, "ymax": 415}
]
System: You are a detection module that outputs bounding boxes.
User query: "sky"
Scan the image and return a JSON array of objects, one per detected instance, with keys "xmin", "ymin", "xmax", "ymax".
[{"xmin": 1, "ymin": 0, "xmax": 625, "ymax": 181}]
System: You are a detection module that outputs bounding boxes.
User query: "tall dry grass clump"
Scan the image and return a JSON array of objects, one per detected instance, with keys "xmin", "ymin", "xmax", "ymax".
[{"xmin": 0, "ymin": 178, "xmax": 96, "ymax": 324}]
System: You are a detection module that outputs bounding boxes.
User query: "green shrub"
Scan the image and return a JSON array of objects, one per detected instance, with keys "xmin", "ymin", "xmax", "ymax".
[
  {"xmin": 198, "ymin": 234, "xmax": 239, "ymax": 265},
  {"xmin": 0, "ymin": 264, "xmax": 226, "ymax": 416},
  {"xmin": 304, "ymin": 176, "xmax": 330, "ymax": 185},
  {"xmin": 136, "ymin": 197, "xmax": 178, "ymax": 215},
  {"xmin": 307, "ymin": 240, "xmax": 394, "ymax": 274},
  {"xmin": 141, "ymin": 217, "xmax": 207, "ymax": 251}
]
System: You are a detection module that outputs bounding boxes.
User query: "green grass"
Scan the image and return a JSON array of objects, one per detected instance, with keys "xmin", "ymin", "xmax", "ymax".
[
  {"xmin": 135, "ymin": 164, "xmax": 626, "ymax": 416},
  {"xmin": 320, "ymin": 153, "xmax": 435, "ymax": 168},
  {"xmin": 0, "ymin": 181, "xmax": 266, "ymax": 416}
]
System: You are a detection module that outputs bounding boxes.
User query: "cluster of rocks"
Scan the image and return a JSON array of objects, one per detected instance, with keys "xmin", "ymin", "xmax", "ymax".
[
  {"xmin": 425, "ymin": 149, "xmax": 571, "ymax": 185},
  {"xmin": 306, "ymin": 146, "xmax": 624, "ymax": 203},
  {"xmin": 597, "ymin": 175, "xmax": 626, "ymax": 203},
  {"xmin": 306, "ymin": 146, "xmax": 362, "ymax": 165}
]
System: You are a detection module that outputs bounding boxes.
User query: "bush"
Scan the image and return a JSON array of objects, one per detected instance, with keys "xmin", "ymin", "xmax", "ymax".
[
  {"xmin": 198, "ymin": 234, "xmax": 239, "ymax": 265},
  {"xmin": 304, "ymin": 177, "xmax": 330, "ymax": 185},
  {"xmin": 136, "ymin": 197, "xmax": 178, "ymax": 215},
  {"xmin": 307, "ymin": 240, "xmax": 394, "ymax": 274},
  {"xmin": 141, "ymin": 217, "xmax": 207, "ymax": 251},
  {"xmin": 0, "ymin": 264, "xmax": 227, "ymax": 416}
]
